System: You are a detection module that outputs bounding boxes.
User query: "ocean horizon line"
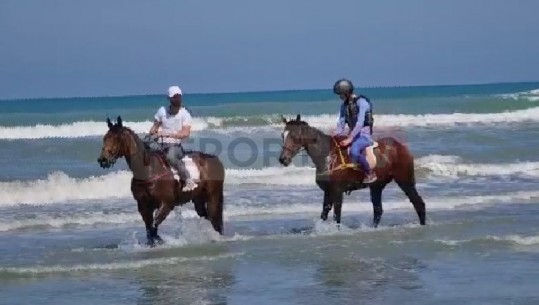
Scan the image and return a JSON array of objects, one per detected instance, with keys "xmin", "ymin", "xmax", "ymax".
[{"xmin": 1, "ymin": 80, "xmax": 538, "ymax": 102}]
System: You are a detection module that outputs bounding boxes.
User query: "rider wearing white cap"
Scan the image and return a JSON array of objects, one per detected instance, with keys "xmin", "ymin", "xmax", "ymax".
[{"xmin": 149, "ymin": 85, "xmax": 196, "ymax": 191}]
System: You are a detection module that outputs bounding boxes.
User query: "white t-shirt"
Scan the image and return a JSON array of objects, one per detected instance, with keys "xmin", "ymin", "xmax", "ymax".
[{"xmin": 154, "ymin": 106, "xmax": 192, "ymax": 144}]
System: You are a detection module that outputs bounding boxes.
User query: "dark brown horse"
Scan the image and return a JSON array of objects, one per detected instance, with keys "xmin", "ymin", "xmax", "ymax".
[
  {"xmin": 278, "ymin": 114, "xmax": 426, "ymax": 228},
  {"xmin": 97, "ymin": 116, "xmax": 225, "ymax": 246}
]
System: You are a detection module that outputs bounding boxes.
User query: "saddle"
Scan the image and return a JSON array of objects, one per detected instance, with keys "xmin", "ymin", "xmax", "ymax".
[
  {"xmin": 142, "ymin": 137, "xmax": 201, "ymax": 184},
  {"xmin": 152, "ymin": 151, "xmax": 201, "ymax": 183},
  {"xmin": 325, "ymin": 136, "xmax": 379, "ymax": 174}
]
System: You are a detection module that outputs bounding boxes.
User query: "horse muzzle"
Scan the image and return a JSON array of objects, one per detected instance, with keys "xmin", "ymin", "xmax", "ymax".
[
  {"xmin": 97, "ymin": 157, "xmax": 116, "ymax": 168},
  {"xmin": 278, "ymin": 156, "xmax": 291, "ymax": 166}
]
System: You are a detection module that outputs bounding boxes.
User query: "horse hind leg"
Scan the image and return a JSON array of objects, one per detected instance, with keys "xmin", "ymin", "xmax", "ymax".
[
  {"xmin": 393, "ymin": 153, "xmax": 426, "ymax": 225},
  {"xmin": 370, "ymin": 181, "xmax": 388, "ymax": 228},
  {"xmin": 206, "ymin": 184, "xmax": 224, "ymax": 235},
  {"xmin": 396, "ymin": 181, "xmax": 426, "ymax": 225}
]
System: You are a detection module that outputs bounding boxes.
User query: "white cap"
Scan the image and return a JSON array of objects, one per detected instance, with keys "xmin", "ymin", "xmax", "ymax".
[{"xmin": 168, "ymin": 86, "xmax": 182, "ymax": 97}]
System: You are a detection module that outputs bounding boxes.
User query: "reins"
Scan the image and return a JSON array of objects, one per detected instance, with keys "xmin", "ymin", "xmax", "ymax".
[
  {"xmin": 317, "ymin": 137, "xmax": 359, "ymax": 176},
  {"xmin": 125, "ymin": 132, "xmax": 174, "ymax": 184}
]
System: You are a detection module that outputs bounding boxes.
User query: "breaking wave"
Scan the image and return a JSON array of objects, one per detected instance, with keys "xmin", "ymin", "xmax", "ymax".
[
  {"xmin": 1, "ymin": 155, "xmax": 538, "ymax": 206},
  {"xmin": 2, "ymin": 107, "xmax": 539, "ymax": 140}
]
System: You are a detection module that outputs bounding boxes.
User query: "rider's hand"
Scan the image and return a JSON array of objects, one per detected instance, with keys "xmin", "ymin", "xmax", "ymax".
[
  {"xmin": 339, "ymin": 137, "xmax": 352, "ymax": 147},
  {"xmin": 158, "ymin": 131, "xmax": 173, "ymax": 138}
]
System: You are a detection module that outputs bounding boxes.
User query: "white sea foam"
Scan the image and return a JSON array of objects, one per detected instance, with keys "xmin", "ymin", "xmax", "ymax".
[
  {"xmin": 1, "ymin": 156, "xmax": 538, "ymax": 206},
  {"xmin": 1, "ymin": 189, "xmax": 538, "ymax": 232},
  {"xmin": 0, "ymin": 118, "xmax": 210, "ymax": 140},
  {"xmin": 436, "ymin": 234, "xmax": 539, "ymax": 246},
  {"xmin": 497, "ymin": 88, "xmax": 539, "ymax": 102},
  {"xmin": 0, "ymin": 252, "xmax": 242, "ymax": 274},
  {"xmin": 2, "ymin": 106, "xmax": 539, "ymax": 139},
  {"xmin": 279, "ymin": 107, "xmax": 539, "ymax": 129},
  {"xmin": 417, "ymin": 155, "xmax": 539, "ymax": 178},
  {"xmin": 488, "ymin": 234, "xmax": 539, "ymax": 245}
]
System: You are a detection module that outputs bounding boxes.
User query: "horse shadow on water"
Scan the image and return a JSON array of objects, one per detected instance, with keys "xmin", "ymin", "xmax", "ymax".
[
  {"xmin": 278, "ymin": 114, "xmax": 427, "ymax": 229},
  {"xmin": 98, "ymin": 116, "xmax": 225, "ymax": 247}
]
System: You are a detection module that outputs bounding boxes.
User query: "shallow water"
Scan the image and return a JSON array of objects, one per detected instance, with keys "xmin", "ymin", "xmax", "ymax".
[{"xmin": 1, "ymin": 83, "xmax": 539, "ymax": 304}]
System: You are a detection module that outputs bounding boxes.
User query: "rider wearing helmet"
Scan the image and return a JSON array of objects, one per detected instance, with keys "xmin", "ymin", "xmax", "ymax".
[{"xmin": 333, "ymin": 78, "xmax": 376, "ymax": 184}]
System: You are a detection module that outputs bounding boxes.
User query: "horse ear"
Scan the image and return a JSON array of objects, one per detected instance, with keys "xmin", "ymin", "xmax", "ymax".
[
  {"xmin": 296, "ymin": 114, "xmax": 301, "ymax": 121},
  {"xmin": 117, "ymin": 115, "xmax": 123, "ymax": 127},
  {"xmin": 281, "ymin": 115, "xmax": 288, "ymax": 124},
  {"xmin": 107, "ymin": 117, "xmax": 113, "ymax": 129}
]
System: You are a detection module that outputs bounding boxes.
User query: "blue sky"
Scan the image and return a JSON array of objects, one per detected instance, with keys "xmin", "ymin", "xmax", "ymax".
[{"xmin": 1, "ymin": 0, "xmax": 538, "ymax": 99}]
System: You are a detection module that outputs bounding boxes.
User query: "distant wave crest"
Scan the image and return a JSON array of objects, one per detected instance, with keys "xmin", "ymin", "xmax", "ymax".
[{"xmin": 2, "ymin": 107, "xmax": 539, "ymax": 140}]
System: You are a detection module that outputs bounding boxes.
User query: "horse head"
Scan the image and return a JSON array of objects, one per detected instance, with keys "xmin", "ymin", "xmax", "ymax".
[
  {"xmin": 278, "ymin": 114, "xmax": 318, "ymax": 166},
  {"xmin": 98, "ymin": 115, "xmax": 129, "ymax": 168}
]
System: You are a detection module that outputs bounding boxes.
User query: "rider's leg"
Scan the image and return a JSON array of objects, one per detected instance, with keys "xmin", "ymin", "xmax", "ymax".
[
  {"xmin": 350, "ymin": 135, "xmax": 377, "ymax": 183},
  {"xmin": 166, "ymin": 146, "xmax": 196, "ymax": 191},
  {"xmin": 165, "ymin": 145, "xmax": 182, "ymax": 176}
]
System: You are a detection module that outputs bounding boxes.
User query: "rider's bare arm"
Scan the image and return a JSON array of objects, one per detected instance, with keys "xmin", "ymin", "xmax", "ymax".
[
  {"xmin": 149, "ymin": 120, "xmax": 162, "ymax": 135},
  {"xmin": 167, "ymin": 125, "xmax": 191, "ymax": 139}
]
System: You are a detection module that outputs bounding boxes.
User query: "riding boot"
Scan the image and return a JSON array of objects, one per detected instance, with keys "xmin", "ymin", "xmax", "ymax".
[{"xmin": 356, "ymin": 154, "xmax": 377, "ymax": 184}]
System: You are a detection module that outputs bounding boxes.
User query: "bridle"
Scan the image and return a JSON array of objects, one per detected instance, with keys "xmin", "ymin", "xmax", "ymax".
[{"xmin": 281, "ymin": 137, "xmax": 306, "ymax": 158}]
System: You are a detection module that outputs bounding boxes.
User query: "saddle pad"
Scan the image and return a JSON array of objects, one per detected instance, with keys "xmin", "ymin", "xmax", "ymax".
[
  {"xmin": 170, "ymin": 156, "xmax": 201, "ymax": 181},
  {"xmin": 366, "ymin": 146, "xmax": 377, "ymax": 169}
]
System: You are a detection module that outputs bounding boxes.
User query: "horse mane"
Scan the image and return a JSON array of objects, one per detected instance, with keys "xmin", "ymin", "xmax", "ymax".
[
  {"xmin": 306, "ymin": 123, "xmax": 331, "ymax": 140},
  {"xmin": 284, "ymin": 116, "xmax": 348, "ymax": 160},
  {"xmin": 285, "ymin": 118, "xmax": 331, "ymax": 143},
  {"xmin": 110, "ymin": 124, "xmax": 150, "ymax": 165}
]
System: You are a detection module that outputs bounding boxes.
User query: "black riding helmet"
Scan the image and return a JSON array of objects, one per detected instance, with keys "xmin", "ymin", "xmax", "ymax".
[{"xmin": 333, "ymin": 79, "xmax": 354, "ymax": 95}]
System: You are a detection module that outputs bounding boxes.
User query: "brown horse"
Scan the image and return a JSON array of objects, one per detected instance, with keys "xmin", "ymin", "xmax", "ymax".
[
  {"xmin": 278, "ymin": 114, "xmax": 426, "ymax": 228},
  {"xmin": 97, "ymin": 116, "xmax": 225, "ymax": 246}
]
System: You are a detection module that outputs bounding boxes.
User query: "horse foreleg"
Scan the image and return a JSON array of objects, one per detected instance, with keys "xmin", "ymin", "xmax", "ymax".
[
  {"xmin": 137, "ymin": 200, "xmax": 158, "ymax": 247},
  {"xmin": 396, "ymin": 181, "xmax": 426, "ymax": 225},
  {"xmin": 150, "ymin": 202, "xmax": 173, "ymax": 244},
  {"xmin": 332, "ymin": 191, "xmax": 344, "ymax": 225},
  {"xmin": 370, "ymin": 182, "xmax": 388, "ymax": 228},
  {"xmin": 321, "ymin": 190, "xmax": 332, "ymax": 221}
]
